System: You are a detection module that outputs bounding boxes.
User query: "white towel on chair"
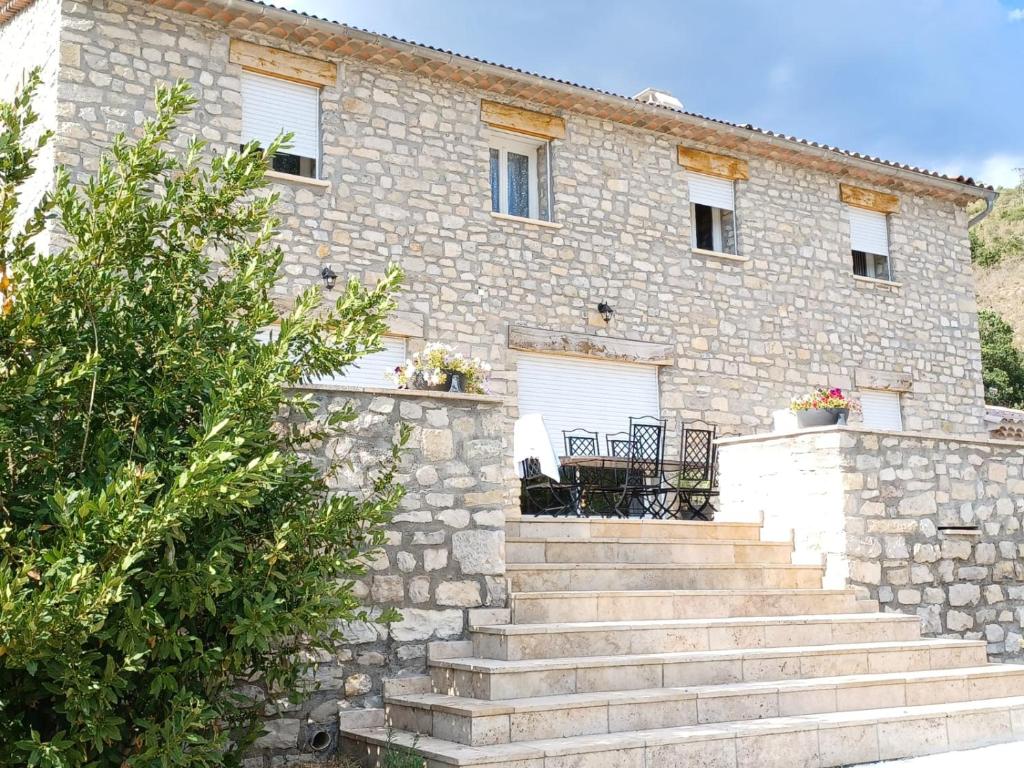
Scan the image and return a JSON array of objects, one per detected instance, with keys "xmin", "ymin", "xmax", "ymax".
[{"xmin": 513, "ymin": 414, "xmax": 561, "ymax": 481}]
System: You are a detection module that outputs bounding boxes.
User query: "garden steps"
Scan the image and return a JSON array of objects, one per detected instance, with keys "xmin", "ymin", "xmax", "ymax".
[{"xmin": 340, "ymin": 518, "xmax": 1024, "ymax": 766}]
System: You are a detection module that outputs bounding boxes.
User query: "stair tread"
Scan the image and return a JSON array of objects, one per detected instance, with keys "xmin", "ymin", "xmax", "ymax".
[
  {"xmin": 346, "ymin": 696, "xmax": 1024, "ymax": 764},
  {"xmin": 472, "ymin": 612, "xmax": 920, "ymax": 635},
  {"xmin": 431, "ymin": 638, "xmax": 986, "ymax": 672},
  {"xmin": 392, "ymin": 664, "xmax": 1024, "ymax": 715},
  {"xmin": 512, "ymin": 587, "xmax": 857, "ymax": 598},
  {"xmin": 506, "ymin": 562, "xmax": 821, "ymax": 570},
  {"xmin": 507, "ymin": 536, "xmax": 790, "ymax": 545}
]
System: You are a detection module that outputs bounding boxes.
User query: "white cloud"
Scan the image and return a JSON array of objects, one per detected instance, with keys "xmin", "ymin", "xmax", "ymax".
[
  {"xmin": 934, "ymin": 153, "xmax": 1024, "ymax": 188},
  {"xmin": 1009, "ymin": 8, "xmax": 1024, "ymax": 21}
]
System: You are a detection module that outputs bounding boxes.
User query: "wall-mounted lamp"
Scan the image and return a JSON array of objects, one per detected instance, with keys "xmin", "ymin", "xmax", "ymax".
[
  {"xmin": 597, "ymin": 301, "xmax": 615, "ymax": 323},
  {"xmin": 320, "ymin": 266, "xmax": 338, "ymax": 290}
]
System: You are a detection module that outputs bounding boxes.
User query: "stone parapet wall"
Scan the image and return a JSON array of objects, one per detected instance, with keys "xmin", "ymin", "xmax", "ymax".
[
  {"xmin": 718, "ymin": 427, "xmax": 1024, "ymax": 660},
  {"xmin": 262, "ymin": 386, "xmax": 513, "ymax": 761}
]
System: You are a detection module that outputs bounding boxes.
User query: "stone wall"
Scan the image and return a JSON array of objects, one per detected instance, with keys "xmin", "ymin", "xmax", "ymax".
[
  {"xmin": 718, "ymin": 426, "xmax": 1024, "ymax": 661},
  {"xmin": 255, "ymin": 386, "xmax": 512, "ymax": 762},
  {"xmin": 38, "ymin": 0, "xmax": 988, "ymax": 437}
]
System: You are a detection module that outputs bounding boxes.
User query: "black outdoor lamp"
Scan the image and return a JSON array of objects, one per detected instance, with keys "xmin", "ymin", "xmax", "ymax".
[
  {"xmin": 597, "ymin": 301, "xmax": 615, "ymax": 323},
  {"xmin": 320, "ymin": 266, "xmax": 338, "ymax": 290}
]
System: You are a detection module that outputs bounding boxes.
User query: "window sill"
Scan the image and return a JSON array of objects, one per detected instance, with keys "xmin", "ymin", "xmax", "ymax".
[
  {"xmin": 264, "ymin": 169, "xmax": 332, "ymax": 190},
  {"xmin": 289, "ymin": 382, "xmax": 506, "ymax": 404},
  {"xmin": 691, "ymin": 247, "xmax": 748, "ymax": 263},
  {"xmin": 489, "ymin": 211, "xmax": 562, "ymax": 229},
  {"xmin": 852, "ymin": 274, "xmax": 902, "ymax": 291}
]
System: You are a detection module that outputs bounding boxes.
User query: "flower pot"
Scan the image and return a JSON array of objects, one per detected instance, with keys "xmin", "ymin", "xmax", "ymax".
[
  {"xmin": 411, "ymin": 371, "xmax": 451, "ymax": 392},
  {"xmin": 796, "ymin": 407, "xmax": 849, "ymax": 428}
]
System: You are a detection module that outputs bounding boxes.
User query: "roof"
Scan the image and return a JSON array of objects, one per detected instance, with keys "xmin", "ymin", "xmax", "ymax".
[
  {"xmin": 6, "ymin": 0, "xmax": 997, "ymax": 202},
  {"xmin": 0, "ymin": 0, "xmax": 37, "ymax": 24}
]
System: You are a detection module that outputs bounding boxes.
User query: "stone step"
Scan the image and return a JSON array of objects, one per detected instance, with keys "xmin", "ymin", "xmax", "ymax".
[
  {"xmin": 507, "ymin": 563, "xmax": 823, "ymax": 592},
  {"xmin": 510, "ymin": 588, "xmax": 875, "ymax": 623},
  {"xmin": 387, "ymin": 665, "xmax": 1024, "ymax": 746},
  {"xmin": 341, "ymin": 696, "xmax": 1024, "ymax": 767},
  {"xmin": 471, "ymin": 613, "xmax": 922, "ymax": 660},
  {"xmin": 505, "ymin": 516, "xmax": 764, "ymax": 542},
  {"xmin": 506, "ymin": 537, "xmax": 795, "ymax": 565},
  {"xmin": 428, "ymin": 639, "xmax": 987, "ymax": 700}
]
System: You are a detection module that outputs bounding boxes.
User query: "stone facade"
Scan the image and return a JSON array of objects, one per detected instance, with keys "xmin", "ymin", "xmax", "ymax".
[
  {"xmin": 718, "ymin": 426, "xmax": 1024, "ymax": 661},
  {"xmin": 6, "ymin": 0, "xmax": 991, "ymax": 438},
  {"xmin": 262, "ymin": 385, "xmax": 512, "ymax": 760}
]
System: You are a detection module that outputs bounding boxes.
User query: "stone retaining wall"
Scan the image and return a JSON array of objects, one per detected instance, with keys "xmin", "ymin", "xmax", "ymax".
[
  {"xmin": 718, "ymin": 427, "xmax": 1024, "ymax": 661},
  {"xmin": 257, "ymin": 386, "xmax": 513, "ymax": 762}
]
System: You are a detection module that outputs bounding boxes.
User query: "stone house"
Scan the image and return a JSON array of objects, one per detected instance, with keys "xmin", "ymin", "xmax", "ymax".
[{"xmin": 9, "ymin": 2, "xmax": 1024, "ymax": 767}]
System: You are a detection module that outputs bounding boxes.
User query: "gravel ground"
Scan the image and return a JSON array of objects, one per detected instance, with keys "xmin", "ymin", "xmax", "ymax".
[{"xmin": 863, "ymin": 742, "xmax": 1024, "ymax": 765}]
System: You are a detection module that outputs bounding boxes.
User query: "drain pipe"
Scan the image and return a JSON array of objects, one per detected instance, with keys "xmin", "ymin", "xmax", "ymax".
[{"xmin": 968, "ymin": 194, "xmax": 997, "ymax": 229}]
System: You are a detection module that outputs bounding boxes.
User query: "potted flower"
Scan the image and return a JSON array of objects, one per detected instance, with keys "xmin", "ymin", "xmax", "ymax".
[
  {"xmin": 790, "ymin": 387, "xmax": 859, "ymax": 428},
  {"xmin": 389, "ymin": 342, "xmax": 491, "ymax": 395}
]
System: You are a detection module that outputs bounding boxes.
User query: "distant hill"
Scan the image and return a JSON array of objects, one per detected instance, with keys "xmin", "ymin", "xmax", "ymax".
[{"xmin": 972, "ymin": 185, "xmax": 1024, "ymax": 342}]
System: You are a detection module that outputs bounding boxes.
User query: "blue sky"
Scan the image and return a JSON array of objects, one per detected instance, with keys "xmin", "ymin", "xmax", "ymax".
[{"xmin": 277, "ymin": 1, "xmax": 1023, "ymax": 188}]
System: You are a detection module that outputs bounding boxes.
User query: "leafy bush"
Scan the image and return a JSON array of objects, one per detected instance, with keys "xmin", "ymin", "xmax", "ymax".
[
  {"xmin": 979, "ymin": 309, "xmax": 1024, "ymax": 408},
  {"xmin": 0, "ymin": 73, "xmax": 405, "ymax": 766}
]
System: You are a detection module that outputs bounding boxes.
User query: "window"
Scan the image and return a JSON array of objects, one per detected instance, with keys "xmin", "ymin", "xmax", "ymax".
[
  {"xmin": 241, "ymin": 71, "xmax": 320, "ymax": 179},
  {"xmin": 848, "ymin": 206, "xmax": 891, "ymax": 281},
  {"xmin": 687, "ymin": 172, "xmax": 737, "ymax": 255},
  {"xmin": 860, "ymin": 390, "xmax": 903, "ymax": 431},
  {"xmin": 487, "ymin": 129, "xmax": 550, "ymax": 221},
  {"xmin": 257, "ymin": 329, "xmax": 407, "ymax": 389}
]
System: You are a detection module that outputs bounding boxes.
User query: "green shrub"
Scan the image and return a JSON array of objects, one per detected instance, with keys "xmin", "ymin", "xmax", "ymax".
[
  {"xmin": 0, "ymin": 72, "xmax": 405, "ymax": 767},
  {"xmin": 979, "ymin": 309, "xmax": 1024, "ymax": 408}
]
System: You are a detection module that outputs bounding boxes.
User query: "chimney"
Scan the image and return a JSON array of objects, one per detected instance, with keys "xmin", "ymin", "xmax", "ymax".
[{"xmin": 632, "ymin": 87, "xmax": 684, "ymax": 112}]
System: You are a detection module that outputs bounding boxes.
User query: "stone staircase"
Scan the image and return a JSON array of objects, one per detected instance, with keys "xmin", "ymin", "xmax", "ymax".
[{"xmin": 341, "ymin": 517, "xmax": 1024, "ymax": 766}]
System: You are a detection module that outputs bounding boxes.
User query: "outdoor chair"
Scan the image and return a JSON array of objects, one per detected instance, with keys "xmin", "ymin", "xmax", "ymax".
[
  {"xmin": 518, "ymin": 458, "xmax": 576, "ymax": 516},
  {"xmin": 665, "ymin": 425, "xmax": 720, "ymax": 520},
  {"xmin": 605, "ymin": 432, "xmax": 632, "ymax": 457},
  {"xmin": 611, "ymin": 416, "xmax": 669, "ymax": 517}
]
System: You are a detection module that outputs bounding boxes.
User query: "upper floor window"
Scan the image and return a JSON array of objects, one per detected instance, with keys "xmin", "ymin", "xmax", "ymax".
[
  {"xmin": 687, "ymin": 171, "xmax": 737, "ymax": 255},
  {"xmin": 487, "ymin": 129, "xmax": 549, "ymax": 221},
  {"xmin": 241, "ymin": 71, "xmax": 320, "ymax": 179},
  {"xmin": 480, "ymin": 100, "xmax": 563, "ymax": 223},
  {"xmin": 847, "ymin": 206, "xmax": 891, "ymax": 281}
]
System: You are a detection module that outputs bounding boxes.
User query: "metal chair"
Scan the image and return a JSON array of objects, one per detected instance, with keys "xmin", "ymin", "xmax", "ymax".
[
  {"xmin": 613, "ymin": 416, "xmax": 668, "ymax": 517},
  {"xmin": 605, "ymin": 432, "xmax": 632, "ymax": 458},
  {"xmin": 562, "ymin": 428, "xmax": 599, "ymax": 457},
  {"xmin": 518, "ymin": 458, "xmax": 576, "ymax": 516},
  {"xmin": 666, "ymin": 425, "xmax": 720, "ymax": 520}
]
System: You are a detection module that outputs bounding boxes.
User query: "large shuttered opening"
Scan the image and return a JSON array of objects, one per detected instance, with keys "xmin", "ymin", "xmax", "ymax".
[
  {"xmin": 312, "ymin": 337, "xmax": 408, "ymax": 389},
  {"xmin": 516, "ymin": 353, "xmax": 660, "ymax": 455}
]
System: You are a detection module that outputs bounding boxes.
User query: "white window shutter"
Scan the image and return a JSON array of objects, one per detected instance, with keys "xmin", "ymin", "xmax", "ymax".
[
  {"xmin": 241, "ymin": 72, "xmax": 319, "ymax": 160},
  {"xmin": 860, "ymin": 390, "xmax": 903, "ymax": 431},
  {"xmin": 687, "ymin": 172, "xmax": 735, "ymax": 211},
  {"xmin": 314, "ymin": 337, "xmax": 408, "ymax": 388},
  {"xmin": 516, "ymin": 353, "xmax": 661, "ymax": 455},
  {"xmin": 848, "ymin": 206, "xmax": 889, "ymax": 256}
]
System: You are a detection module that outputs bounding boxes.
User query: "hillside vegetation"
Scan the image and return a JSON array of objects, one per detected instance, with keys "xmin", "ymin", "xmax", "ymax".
[{"xmin": 972, "ymin": 184, "xmax": 1024, "ymax": 407}]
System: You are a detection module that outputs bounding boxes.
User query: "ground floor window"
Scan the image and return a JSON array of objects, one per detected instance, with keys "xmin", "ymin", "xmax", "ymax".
[{"xmin": 860, "ymin": 389, "xmax": 903, "ymax": 431}]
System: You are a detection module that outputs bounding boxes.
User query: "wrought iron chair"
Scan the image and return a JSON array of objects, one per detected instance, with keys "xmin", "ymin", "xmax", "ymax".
[
  {"xmin": 562, "ymin": 428, "xmax": 615, "ymax": 516},
  {"xmin": 518, "ymin": 458, "xmax": 576, "ymax": 516},
  {"xmin": 562, "ymin": 428, "xmax": 599, "ymax": 457},
  {"xmin": 605, "ymin": 432, "xmax": 632, "ymax": 458},
  {"xmin": 664, "ymin": 425, "xmax": 720, "ymax": 520},
  {"xmin": 613, "ymin": 416, "xmax": 668, "ymax": 517}
]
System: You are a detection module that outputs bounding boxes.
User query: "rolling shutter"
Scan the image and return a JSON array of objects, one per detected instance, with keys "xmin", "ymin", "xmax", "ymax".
[
  {"xmin": 517, "ymin": 353, "xmax": 660, "ymax": 455},
  {"xmin": 848, "ymin": 206, "xmax": 889, "ymax": 256},
  {"xmin": 860, "ymin": 390, "xmax": 903, "ymax": 431},
  {"xmin": 241, "ymin": 71, "xmax": 319, "ymax": 159},
  {"xmin": 314, "ymin": 337, "xmax": 407, "ymax": 388},
  {"xmin": 687, "ymin": 171, "xmax": 735, "ymax": 210}
]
